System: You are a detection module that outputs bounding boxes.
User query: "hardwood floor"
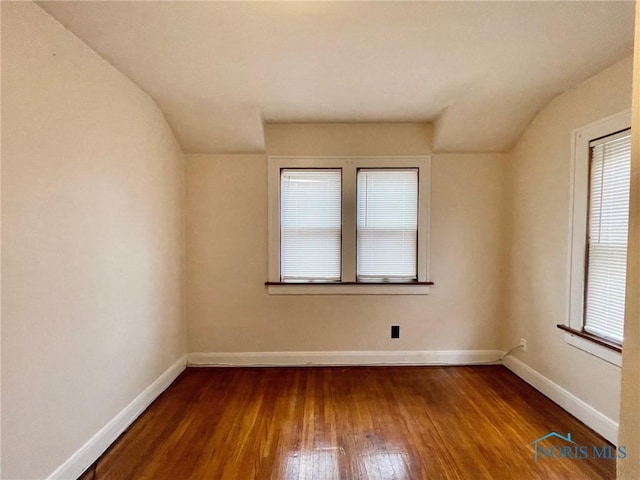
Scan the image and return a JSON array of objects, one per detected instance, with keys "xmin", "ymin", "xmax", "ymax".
[{"xmin": 80, "ymin": 366, "xmax": 615, "ymax": 480}]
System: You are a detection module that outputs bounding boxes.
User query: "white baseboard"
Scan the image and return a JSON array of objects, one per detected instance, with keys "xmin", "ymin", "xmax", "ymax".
[
  {"xmin": 187, "ymin": 349, "xmax": 503, "ymax": 367},
  {"xmin": 47, "ymin": 355, "xmax": 187, "ymax": 480},
  {"xmin": 502, "ymin": 355, "xmax": 618, "ymax": 444}
]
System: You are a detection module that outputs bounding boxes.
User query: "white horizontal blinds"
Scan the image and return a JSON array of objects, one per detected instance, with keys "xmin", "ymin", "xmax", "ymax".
[
  {"xmin": 357, "ymin": 169, "xmax": 418, "ymax": 281},
  {"xmin": 280, "ymin": 169, "xmax": 342, "ymax": 282},
  {"xmin": 584, "ymin": 130, "xmax": 631, "ymax": 344}
]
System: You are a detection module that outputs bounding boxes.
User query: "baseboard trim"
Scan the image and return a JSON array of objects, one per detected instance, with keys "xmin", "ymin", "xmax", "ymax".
[
  {"xmin": 187, "ymin": 350, "xmax": 503, "ymax": 367},
  {"xmin": 46, "ymin": 355, "xmax": 187, "ymax": 480},
  {"xmin": 502, "ymin": 355, "xmax": 618, "ymax": 444}
]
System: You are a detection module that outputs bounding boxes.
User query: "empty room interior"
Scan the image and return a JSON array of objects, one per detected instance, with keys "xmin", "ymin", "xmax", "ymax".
[{"xmin": 2, "ymin": 1, "xmax": 640, "ymax": 479}]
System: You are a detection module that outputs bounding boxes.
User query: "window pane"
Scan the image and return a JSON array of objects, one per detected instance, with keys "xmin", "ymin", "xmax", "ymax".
[
  {"xmin": 357, "ymin": 169, "xmax": 418, "ymax": 281},
  {"xmin": 280, "ymin": 170, "xmax": 341, "ymax": 282},
  {"xmin": 584, "ymin": 131, "xmax": 631, "ymax": 344}
]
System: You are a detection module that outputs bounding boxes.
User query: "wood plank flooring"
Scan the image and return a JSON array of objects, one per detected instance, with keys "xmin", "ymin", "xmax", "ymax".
[{"xmin": 80, "ymin": 366, "xmax": 616, "ymax": 480}]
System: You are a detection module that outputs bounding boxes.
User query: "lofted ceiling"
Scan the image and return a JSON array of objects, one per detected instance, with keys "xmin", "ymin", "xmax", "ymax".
[{"xmin": 38, "ymin": 1, "xmax": 635, "ymax": 154}]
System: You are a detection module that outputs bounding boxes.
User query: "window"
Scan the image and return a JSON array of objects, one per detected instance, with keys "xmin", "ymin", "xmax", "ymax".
[
  {"xmin": 267, "ymin": 157, "xmax": 431, "ymax": 294},
  {"xmin": 565, "ymin": 110, "xmax": 631, "ymax": 366},
  {"xmin": 280, "ymin": 170, "xmax": 342, "ymax": 282},
  {"xmin": 357, "ymin": 169, "xmax": 418, "ymax": 282},
  {"xmin": 583, "ymin": 131, "xmax": 631, "ymax": 344}
]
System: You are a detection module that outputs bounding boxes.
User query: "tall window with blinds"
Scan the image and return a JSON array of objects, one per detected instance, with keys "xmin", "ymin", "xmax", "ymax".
[
  {"xmin": 357, "ymin": 169, "xmax": 418, "ymax": 282},
  {"xmin": 280, "ymin": 169, "xmax": 342, "ymax": 282},
  {"xmin": 584, "ymin": 130, "xmax": 631, "ymax": 344}
]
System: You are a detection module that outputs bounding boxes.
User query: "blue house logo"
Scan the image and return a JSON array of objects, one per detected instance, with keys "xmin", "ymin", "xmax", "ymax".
[
  {"xmin": 529, "ymin": 432, "xmax": 626, "ymax": 462},
  {"xmin": 530, "ymin": 432, "xmax": 576, "ymax": 461}
]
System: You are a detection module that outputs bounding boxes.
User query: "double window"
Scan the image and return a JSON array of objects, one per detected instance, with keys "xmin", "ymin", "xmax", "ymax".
[
  {"xmin": 268, "ymin": 157, "xmax": 430, "ymax": 294},
  {"xmin": 566, "ymin": 111, "xmax": 631, "ymax": 364}
]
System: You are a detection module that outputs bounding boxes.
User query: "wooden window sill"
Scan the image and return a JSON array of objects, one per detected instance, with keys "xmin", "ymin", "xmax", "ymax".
[
  {"xmin": 557, "ymin": 324, "xmax": 622, "ymax": 367},
  {"xmin": 265, "ymin": 281, "xmax": 434, "ymax": 295},
  {"xmin": 556, "ymin": 324, "xmax": 622, "ymax": 353}
]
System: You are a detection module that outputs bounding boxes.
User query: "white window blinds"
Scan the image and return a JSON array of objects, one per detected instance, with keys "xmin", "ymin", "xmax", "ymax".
[
  {"xmin": 357, "ymin": 169, "xmax": 418, "ymax": 281},
  {"xmin": 584, "ymin": 130, "xmax": 631, "ymax": 344},
  {"xmin": 280, "ymin": 170, "xmax": 342, "ymax": 282}
]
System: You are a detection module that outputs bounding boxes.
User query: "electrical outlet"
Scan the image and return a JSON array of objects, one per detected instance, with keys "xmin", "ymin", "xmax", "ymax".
[
  {"xmin": 520, "ymin": 338, "xmax": 527, "ymax": 352},
  {"xmin": 391, "ymin": 325, "xmax": 400, "ymax": 339}
]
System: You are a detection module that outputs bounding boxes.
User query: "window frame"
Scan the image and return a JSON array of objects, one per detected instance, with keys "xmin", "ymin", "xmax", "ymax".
[
  {"xmin": 564, "ymin": 110, "xmax": 630, "ymax": 366},
  {"xmin": 267, "ymin": 156, "xmax": 431, "ymax": 295}
]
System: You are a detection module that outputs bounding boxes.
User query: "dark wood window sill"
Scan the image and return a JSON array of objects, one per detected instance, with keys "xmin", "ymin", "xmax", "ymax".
[
  {"xmin": 265, "ymin": 281, "xmax": 434, "ymax": 286},
  {"xmin": 556, "ymin": 324, "xmax": 622, "ymax": 353}
]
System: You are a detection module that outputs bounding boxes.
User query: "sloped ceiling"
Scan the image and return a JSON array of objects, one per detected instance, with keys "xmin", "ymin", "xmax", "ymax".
[{"xmin": 38, "ymin": 1, "xmax": 635, "ymax": 154}]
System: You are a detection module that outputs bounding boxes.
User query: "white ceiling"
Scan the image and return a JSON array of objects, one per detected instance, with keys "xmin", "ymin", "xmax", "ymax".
[{"xmin": 38, "ymin": 1, "xmax": 635, "ymax": 154}]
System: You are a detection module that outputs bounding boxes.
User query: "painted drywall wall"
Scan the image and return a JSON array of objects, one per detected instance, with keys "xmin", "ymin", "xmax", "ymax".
[
  {"xmin": 187, "ymin": 125, "xmax": 507, "ymax": 354},
  {"xmin": 0, "ymin": 3, "xmax": 3, "ymax": 477},
  {"xmin": 618, "ymin": 7, "xmax": 640, "ymax": 477},
  {"xmin": 504, "ymin": 55, "xmax": 633, "ymax": 429},
  {"xmin": 265, "ymin": 123, "xmax": 434, "ymax": 156},
  {"xmin": 1, "ymin": 3, "xmax": 186, "ymax": 479}
]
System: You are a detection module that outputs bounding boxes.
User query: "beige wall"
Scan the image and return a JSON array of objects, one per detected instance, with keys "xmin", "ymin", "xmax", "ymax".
[
  {"xmin": 0, "ymin": 3, "xmax": 4, "ymax": 478},
  {"xmin": 187, "ymin": 125, "xmax": 507, "ymax": 353},
  {"xmin": 1, "ymin": 3, "xmax": 186, "ymax": 479},
  {"xmin": 618, "ymin": 6, "xmax": 640, "ymax": 478},
  {"xmin": 505, "ymin": 55, "xmax": 633, "ymax": 426},
  {"xmin": 265, "ymin": 123, "xmax": 434, "ymax": 156}
]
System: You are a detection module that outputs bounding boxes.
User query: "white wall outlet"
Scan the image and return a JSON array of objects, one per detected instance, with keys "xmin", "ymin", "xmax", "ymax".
[{"xmin": 520, "ymin": 338, "xmax": 527, "ymax": 352}]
